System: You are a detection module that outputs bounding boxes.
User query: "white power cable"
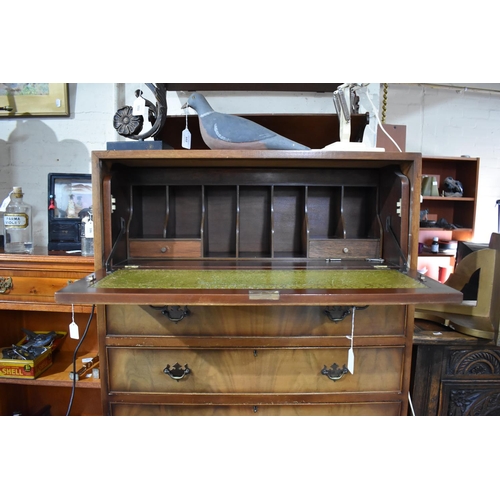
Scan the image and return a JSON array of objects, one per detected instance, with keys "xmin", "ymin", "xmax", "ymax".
[
  {"xmin": 364, "ymin": 87, "xmax": 402, "ymax": 153},
  {"xmin": 408, "ymin": 391, "xmax": 416, "ymax": 416}
]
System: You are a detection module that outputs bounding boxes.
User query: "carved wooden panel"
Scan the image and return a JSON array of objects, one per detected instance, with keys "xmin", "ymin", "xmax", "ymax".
[
  {"xmin": 442, "ymin": 383, "xmax": 500, "ymax": 416},
  {"xmin": 447, "ymin": 349, "xmax": 500, "ymax": 375}
]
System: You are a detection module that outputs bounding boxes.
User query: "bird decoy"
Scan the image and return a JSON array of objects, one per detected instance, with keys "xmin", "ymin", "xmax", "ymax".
[{"xmin": 181, "ymin": 92, "xmax": 310, "ymax": 150}]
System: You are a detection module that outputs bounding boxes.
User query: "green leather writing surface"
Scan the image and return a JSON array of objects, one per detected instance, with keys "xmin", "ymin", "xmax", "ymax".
[{"xmin": 95, "ymin": 268, "xmax": 426, "ymax": 290}]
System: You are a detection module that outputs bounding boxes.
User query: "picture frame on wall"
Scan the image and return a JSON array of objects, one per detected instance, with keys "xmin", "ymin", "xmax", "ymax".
[{"xmin": 0, "ymin": 83, "xmax": 69, "ymax": 117}]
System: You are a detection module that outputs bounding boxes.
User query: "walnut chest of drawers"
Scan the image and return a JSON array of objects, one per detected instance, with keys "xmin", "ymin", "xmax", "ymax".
[{"xmin": 55, "ymin": 150, "xmax": 462, "ymax": 416}]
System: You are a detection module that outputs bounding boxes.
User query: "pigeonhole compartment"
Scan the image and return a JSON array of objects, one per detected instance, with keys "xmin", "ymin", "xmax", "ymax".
[
  {"xmin": 238, "ymin": 186, "xmax": 272, "ymax": 258},
  {"xmin": 307, "ymin": 185, "xmax": 381, "ymax": 259}
]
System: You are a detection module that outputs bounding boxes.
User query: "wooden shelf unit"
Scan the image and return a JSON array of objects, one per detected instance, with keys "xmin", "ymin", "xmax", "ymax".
[
  {"xmin": 0, "ymin": 250, "xmax": 100, "ymax": 416},
  {"xmin": 418, "ymin": 156, "xmax": 479, "ymax": 281},
  {"xmin": 420, "ymin": 155, "xmax": 479, "ymax": 241}
]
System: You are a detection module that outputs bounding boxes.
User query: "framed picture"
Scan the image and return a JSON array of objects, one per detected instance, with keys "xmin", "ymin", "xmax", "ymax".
[
  {"xmin": 0, "ymin": 83, "xmax": 69, "ymax": 117},
  {"xmin": 47, "ymin": 173, "xmax": 92, "ymax": 251}
]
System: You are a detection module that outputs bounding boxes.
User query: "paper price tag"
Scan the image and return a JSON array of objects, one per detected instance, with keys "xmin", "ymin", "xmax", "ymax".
[
  {"xmin": 0, "ymin": 195, "xmax": 10, "ymax": 212},
  {"xmin": 69, "ymin": 321, "xmax": 79, "ymax": 339},
  {"xmin": 132, "ymin": 97, "xmax": 146, "ymax": 115},
  {"xmin": 347, "ymin": 348, "xmax": 355, "ymax": 374},
  {"xmin": 347, "ymin": 306, "xmax": 356, "ymax": 374},
  {"xmin": 84, "ymin": 220, "xmax": 94, "ymax": 238},
  {"xmin": 182, "ymin": 128, "xmax": 192, "ymax": 149},
  {"xmin": 69, "ymin": 304, "xmax": 79, "ymax": 339}
]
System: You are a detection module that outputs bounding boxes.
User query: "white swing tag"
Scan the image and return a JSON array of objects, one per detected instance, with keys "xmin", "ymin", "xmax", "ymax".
[
  {"xmin": 182, "ymin": 128, "xmax": 192, "ymax": 149},
  {"xmin": 132, "ymin": 96, "xmax": 145, "ymax": 115},
  {"xmin": 347, "ymin": 348, "xmax": 355, "ymax": 374},
  {"xmin": 84, "ymin": 219, "xmax": 94, "ymax": 238},
  {"xmin": 69, "ymin": 321, "xmax": 79, "ymax": 339},
  {"xmin": 182, "ymin": 111, "xmax": 192, "ymax": 149},
  {"xmin": 69, "ymin": 304, "xmax": 79, "ymax": 339},
  {"xmin": 347, "ymin": 307, "xmax": 356, "ymax": 374},
  {"xmin": 0, "ymin": 194, "xmax": 11, "ymax": 212}
]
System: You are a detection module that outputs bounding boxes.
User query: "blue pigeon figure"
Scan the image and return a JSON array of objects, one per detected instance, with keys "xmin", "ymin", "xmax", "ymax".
[{"xmin": 181, "ymin": 93, "xmax": 310, "ymax": 150}]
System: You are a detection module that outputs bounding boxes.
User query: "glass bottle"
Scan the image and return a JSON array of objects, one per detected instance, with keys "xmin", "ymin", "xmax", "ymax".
[
  {"xmin": 80, "ymin": 207, "xmax": 94, "ymax": 257},
  {"xmin": 4, "ymin": 187, "xmax": 33, "ymax": 254},
  {"xmin": 431, "ymin": 237, "xmax": 439, "ymax": 253}
]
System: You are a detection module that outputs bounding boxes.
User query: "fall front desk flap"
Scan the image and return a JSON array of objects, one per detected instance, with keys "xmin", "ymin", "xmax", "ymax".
[{"xmin": 54, "ymin": 264, "xmax": 463, "ymax": 306}]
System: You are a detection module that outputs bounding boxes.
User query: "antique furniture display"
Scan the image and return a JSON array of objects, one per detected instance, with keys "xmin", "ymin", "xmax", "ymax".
[
  {"xmin": 55, "ymin": 149, "xmax": 462, "ymax": 416},
  {"xmin": 0, "ymin": 250, "xmax": 99, "ymax": 416},
  {"xmin": 412, "ymin": 233, "xmax": 500, "ymax": 416}
]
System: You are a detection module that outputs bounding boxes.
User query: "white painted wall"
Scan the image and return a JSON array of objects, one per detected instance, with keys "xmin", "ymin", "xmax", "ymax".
[
  {"xmin": 1, "ymin": 83, "xmax": 498, "ymax": 247},
  {"xmin": 384, "ymin": 83, "xmax": 500, "ymax": 242}
]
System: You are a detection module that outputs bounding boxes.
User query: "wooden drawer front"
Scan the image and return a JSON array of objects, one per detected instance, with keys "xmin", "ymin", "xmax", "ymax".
[
  {"xmin": 111, "ymin": 402, "xmax": 402, "ymax": 416},
  {"xmin": 107, "ymin": 347, "xmax": 403, "ymax": 394},
  {"xmin": 309, "ymin": 239, "xmax": 380, "ymax": 259},
  {"xmin": 106, "ymin": 304, "xmax": 406, "ymax": 338},
  {"xmin": 129, "ymin": 239, "xmax": 202, "ymax": 258},
  {"xmin": 0, "ymin": 275, "xmax": 75, "ymax": 303}
]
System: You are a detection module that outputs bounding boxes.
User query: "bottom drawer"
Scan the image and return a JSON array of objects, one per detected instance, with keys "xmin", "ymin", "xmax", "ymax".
[
  {"xmin": 110, "ymin": 402, "xmax": 402, "ymax": 416},
  {"xmin": 107, "ymin": 347, "xmax": 404, "ymax": 394}
]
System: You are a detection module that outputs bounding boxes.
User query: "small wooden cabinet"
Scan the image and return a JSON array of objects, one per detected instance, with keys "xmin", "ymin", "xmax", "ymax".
[
  {"xmin": 0, "ymin": 250, "xmax": 100, "ymax": 416},
  {"xmin": 55, "ymin": 149, "xmax": 462, "ymax": 416},
  {"xmin": 411, "ymin": 325, "xmax": 500, "ymax": 416}
]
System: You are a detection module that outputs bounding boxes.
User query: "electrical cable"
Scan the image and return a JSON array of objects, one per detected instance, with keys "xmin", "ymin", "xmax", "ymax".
[
  {"xmin": 65, "ymin": 304, "xmax": 96, "ymax": 416},
  {"xmin": 408, "ymin": 391, "xmax": 416, "ymax": 416},
  {"xmin": 364, "ymin": 87, "xmax": 402, "ymax": 153}
]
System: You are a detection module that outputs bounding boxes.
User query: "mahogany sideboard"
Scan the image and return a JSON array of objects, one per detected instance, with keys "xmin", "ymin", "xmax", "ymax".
[
  {"xmin": 55, "ymin": 150, "xmax": 462, "ymax": 416},
  {"xmin": 0, "ymin": 250, "xmax": 99, "ymax": 416}
]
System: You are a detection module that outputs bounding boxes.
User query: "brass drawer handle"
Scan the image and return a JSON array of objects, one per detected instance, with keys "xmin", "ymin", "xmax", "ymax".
[
  {"xmin": 163, "ymin": 363, "xmax": 191, "ymax": 381},
  {"xmin": 321, "ymin": 363, "xmax": 349, "ymax": 381},
  {"xmin": 150, "ymin": 305, "xmax": 190, "ymax": 323},
  {"xmin": 0, "ymin": 277, "xmax": 13, "ymax": 294}
]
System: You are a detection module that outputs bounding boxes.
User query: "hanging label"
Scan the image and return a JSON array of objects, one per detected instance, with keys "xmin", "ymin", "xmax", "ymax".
[
  {"xmin": 0, "ymin": 196, "xmax": 10, "ymax": 212},
  {"xmin": 69, "ymin": 321, "xmax": 79, "ymax": 339},
  {"xmin": 182, "ymin": 112, "xmax": 192, "ymax": 149},
  {"xmin": 4, "ymin": 213, "xmax": 29, "ymax": 228},
  {"xmin": 84, "ymin": 220, "xmax": 94, "ymax": 238},
  {"xmin": 182, "ymin": 129, "xmax": 192, "ymax": 149},
  {"xmin": 69, "ymin": 304, "xmax": 79, "ymax": 339},
  {"xmin": 347, "ymin": 348, "xmax": 355, "ymax": 374},
  {"xmin": 346, "ymin": 307, "xmax": 356, "ymax": 374},
  {"xmin": 132, "ymin": 97, "xmax": 146, "ymax": 115}
]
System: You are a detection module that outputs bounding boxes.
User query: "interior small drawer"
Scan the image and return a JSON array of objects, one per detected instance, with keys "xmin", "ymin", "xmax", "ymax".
[
  {"xmin": 110, "ymin": 402, "xmax": 402, "ymax": 416},
  {"xmin": 129, "ymin": 239, "xmax": 202, "ymax": 258},
  {"xmin": 308, "ymin": 239, "xmax": 380, "ymax": 259},
  {"xmin": 105, "ymin": 304, "xmax": 406, "ymax": 338},
  {"xmin": 107, "ymin": 347, "xmax": 404, "ymax": 394}
]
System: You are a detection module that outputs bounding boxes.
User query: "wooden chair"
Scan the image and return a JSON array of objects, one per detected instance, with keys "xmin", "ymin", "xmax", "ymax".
[{"xmin": 415, "ymin": 233, "xmax": 500, "ymax": 344}]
